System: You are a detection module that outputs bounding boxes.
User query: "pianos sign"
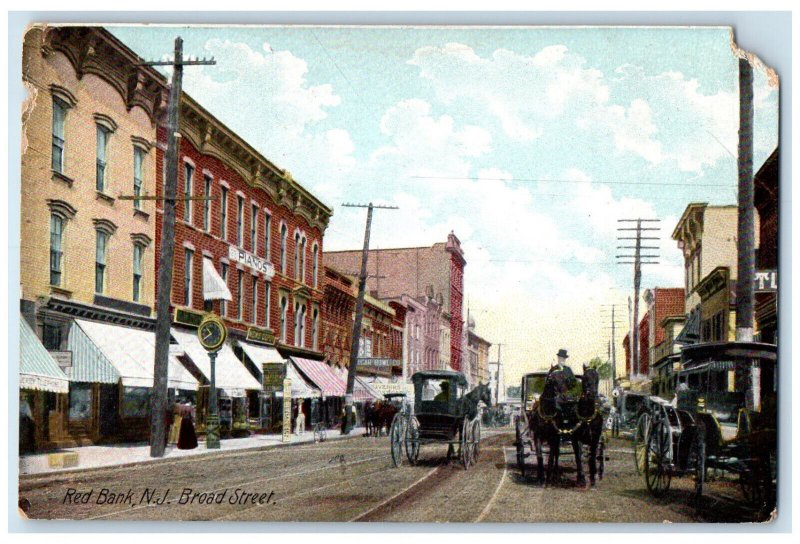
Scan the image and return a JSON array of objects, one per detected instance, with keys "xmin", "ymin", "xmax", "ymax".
[
  {"xmin": 754, "ymin": 269, "xmax": 777, "ymax": 292},
  {"xmin": 229, "ymin": 246, "xmax": 275, "ymax": 279}
]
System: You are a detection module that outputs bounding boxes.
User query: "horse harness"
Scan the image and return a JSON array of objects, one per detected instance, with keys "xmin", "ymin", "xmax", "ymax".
[{"xmin": 535, "ymin": 394, "xmax": 601, "ymax": 436}]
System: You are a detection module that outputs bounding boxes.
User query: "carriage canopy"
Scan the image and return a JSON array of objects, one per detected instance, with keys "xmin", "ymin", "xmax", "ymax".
[{"xmin": 411, "ymin": 370, "xmax": 468, "ymax": 415}]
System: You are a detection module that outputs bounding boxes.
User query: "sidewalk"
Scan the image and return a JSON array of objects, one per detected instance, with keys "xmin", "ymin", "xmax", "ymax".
[{"xmin": 20, "ymin": 427, "xmax": 366, "ymax": 477}]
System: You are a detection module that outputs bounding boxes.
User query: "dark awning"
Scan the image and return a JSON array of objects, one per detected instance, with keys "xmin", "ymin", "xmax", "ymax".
[
  {"xmin": 675, "ymin": 311, "xmax": 700, "ymax": 345},
  {"xmin": 681, "ymin": 341, "xmax": 777, "ymax": 367}
]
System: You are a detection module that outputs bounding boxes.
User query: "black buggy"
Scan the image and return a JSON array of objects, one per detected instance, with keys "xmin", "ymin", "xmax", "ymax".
[
  {"xmin": 390, "ymin": 370, "xmax": 482, "ymax": 470},
  {"xmin": 639, "ymin": 342, "xmax": 777, "ymax": 513}
]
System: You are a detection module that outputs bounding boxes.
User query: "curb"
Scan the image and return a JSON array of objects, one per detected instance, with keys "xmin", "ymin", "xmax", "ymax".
[{"xmin": 19, "ymin": 430, "xmax": 365, "ymax": 486}]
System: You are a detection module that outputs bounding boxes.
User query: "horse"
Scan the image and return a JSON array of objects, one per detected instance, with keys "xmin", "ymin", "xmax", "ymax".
[
  {"xmin": 571, "ymin": 366, "xmax": 605, "ymax": 487},
  {"xmin": 529, "ymin": 366, "xmax": 576, "ymax": 484},
  {"xmin": 364, "ymin": 400, "xmax": 378, "ymax": 437},
  {"xmin": 377, "ymin": 401, "xmax": 398, "ymax": 436},
  {"xmin": 446, "ymin": 382, "xmax": 493, "ymax": 460}
]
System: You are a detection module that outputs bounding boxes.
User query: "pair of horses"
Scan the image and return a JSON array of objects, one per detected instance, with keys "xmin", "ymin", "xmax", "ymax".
[
  {"xmin": 527, "ymin": 366, "xmax": 604, "ymax": 487},
  {"xmin": 364, "ymin": 400, "xmax": 399, "ymax": 437}
]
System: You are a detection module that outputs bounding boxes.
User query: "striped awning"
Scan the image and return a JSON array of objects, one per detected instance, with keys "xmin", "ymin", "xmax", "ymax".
[
  {"xmin": 285, "ymin": 361, "xmax": 321, "ymax": 398},
  {"xmin": 71, "ymin": 319, "xmax": 198, "ymax": 390},
  {"xmin": 291, "ymin": 357, "xmax": 347, "ymax": 397},
  {"xmin": 330, "ymin": 365, "xmax": 381, "ymax": 402},
  {"xmin": 19, "ymin": 317, "xmax": 69, "ymax": 393}
]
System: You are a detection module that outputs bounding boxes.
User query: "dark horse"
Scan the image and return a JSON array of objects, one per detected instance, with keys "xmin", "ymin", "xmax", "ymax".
[
  {"xmin": 445, "ymin": 382, "xmax": 493, "ymax": 459},
  {"xmin": 571, "ymin": 366, "xmax": 605, "ymax": 487},
  {"xmin": 529, "ymin": 365, "xmax": 576, "ymax": 484}
]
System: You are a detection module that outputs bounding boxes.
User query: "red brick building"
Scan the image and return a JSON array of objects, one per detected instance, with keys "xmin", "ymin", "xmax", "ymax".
[
  {"xmin": 623, "ymin": 311, "xmax": 650, "ymax": 378},
  {"xmin": 320, "ymin": 266, "xmax": 403, "ymax": 377},
  {"xmin": 155, "ymin": 94, "xmax": 332, "ymax": 356},
  {"xmin": 754, "ymin": 148, "xmax": 778, "ymax": 345},
  {"xmin": 324, "ymin": 231, "xmax": 466, "ymax": 371}
]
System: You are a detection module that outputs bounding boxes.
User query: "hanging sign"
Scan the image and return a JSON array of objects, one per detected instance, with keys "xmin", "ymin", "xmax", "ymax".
[
  {"xmin": 229, "ymin": 245, "xmax": 275, "ymax": 279},
  {"xmin": 754, "ymin": 269, "xmax": 777, "ymax": 292}
]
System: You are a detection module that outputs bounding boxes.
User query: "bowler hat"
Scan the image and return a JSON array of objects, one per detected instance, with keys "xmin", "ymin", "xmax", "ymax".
[{"xmin": 557, "ymin": 349, "xmax": 569, "ymax": 359}]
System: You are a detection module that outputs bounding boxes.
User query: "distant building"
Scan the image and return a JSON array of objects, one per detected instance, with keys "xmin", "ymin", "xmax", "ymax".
[{"xmin": 325, "ymin": 231, "xmax": 466, "ymax": 371}]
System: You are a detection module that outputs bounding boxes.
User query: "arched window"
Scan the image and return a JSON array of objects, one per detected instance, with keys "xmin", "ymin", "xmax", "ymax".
[
  {"xmin": 280, "ymin": 223, "xmax": 288, "ymax": 274},
  {"xmin": 312, "ymin": 243, "xmax": 319, "ymax": 288},
  {"xmin": 294, "ymin": 232, "xmax": 301, "ymax": 280},
  {"xmin": 300, "ymin": 236, "xmax": 307, "ymax": 284},
  {"xmin": 280, "ymin": 295, "xmax": 288, "ymax": 342}
]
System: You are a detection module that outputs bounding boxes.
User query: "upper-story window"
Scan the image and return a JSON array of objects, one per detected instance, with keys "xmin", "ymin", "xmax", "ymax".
[
  {"xmin": 236, "ymin": 195, "xmax": 244, "ymax": 247},
  {"xmin": 220, "ymin": 262, "xmax": 229, "ymax": 317},
  {"xmin": 294, "ymin": 232, "xmax": 301, "ymax": 280},
  {"xmin": 251, "ymin": 275, "xmax": 258, "ymax": 324},
  {"xmin": 312, "ymin": 305, "xmax": 319, "ymax": 350},
  {"xmin": 264, "ymin": 212, "xmax": 272, "ymax": 259},
  {"xmin": 251, "ymin": 204, "xmax": 258, "ymax": 254},
  {"xmin": 280, "ymin": 223, "xmax": 288, "ymax": 274},
  {"xmin": 133, "ymin": 147, "xmax": 144, "ymax": 210},
  {"xmin": 132, "ymin": 243, "xmax": 144, "ymax": 302},
  {"xmin": 203, "ymin": 174, "xmax": 212, "ymax": 232},
  {"xmin": 236, "ymin": 269, "xmax": 243, "ymax": 320},
  {"xmin": 220, "ymin": 186, "xmax": 228, "ymax": 240},
  {"xmin": 183, "ymin": 163, "xmax": 194, "ymax": 224},
  {"xmin": 264, "ymin": 281, "xmax": 271, "ymax": 328},
  {"xmin": 184, "ymin": 248, "xmax": 194, "ymax": 306},
  {"xmin": 49, "ymin": 214, "xmax": 64, "ymax": 286},
  {"xmin": 294, "ymin": 301, "xmax": 306, "ymax": 348},
  {"xmin": 96, "ymin": 125, "xmax": 111, "ymax": 192},
  {"xmin": 95, "ymin": 230, "xmax": 109, "ymax": 294},
  {"xmin": 280, "ymin": 295, "xmax": 288, "ymax": 342},
  {"xmin": 300, "ymin": 236, "xmax": 307, "ymax": 284},
  {"xmin": 312, "ymin": 243, "xmax": 319, "ymax": 288},
  {"xmin": 51, "ymin": 97, "xmax": 70, "ymax": 174}
]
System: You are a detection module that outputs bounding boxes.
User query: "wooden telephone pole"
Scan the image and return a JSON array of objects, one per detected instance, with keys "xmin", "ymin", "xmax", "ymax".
[
  {"xmin": 145, "ymin": 38, "xmax": 215, "ymax": 458},
  {"xmin": 340, "ymin": 202, "xmax": 398, "ymax": 434},
  {"xmin": 616, "ymin": 219, "xmax": 660, "ymax": 379}
]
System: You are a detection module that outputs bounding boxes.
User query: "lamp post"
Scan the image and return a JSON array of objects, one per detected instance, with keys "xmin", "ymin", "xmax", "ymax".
[{"xmin": 198, "ymin": 314, "xmax": 227, "ymax": 449}]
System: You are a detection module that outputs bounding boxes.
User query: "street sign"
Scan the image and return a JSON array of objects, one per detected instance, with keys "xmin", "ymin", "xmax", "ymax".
[
  {"xmin": 262, "ymin": 363, "xmax": 285, "ymax": 392},
  {"xmin": 754, "ymin": 269, "xmax": 777, "ymax": 292},
  {"xmin": 356, "ymin": 357, "xmax": 400, "ymax": 367},
  {"xmin": 282, "ymin": 378, "xmax": 292, "ymax": 443}
]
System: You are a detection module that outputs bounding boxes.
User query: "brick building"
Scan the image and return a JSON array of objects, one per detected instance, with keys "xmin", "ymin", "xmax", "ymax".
[
  {"xmin": 154, "ymin": 93, "xmax": 332, "ymax": 427},
  {"xmin": 623, "ymin": 311, "xmax": 650, "ymax": 379},
  {"xmin": 754, "ymin": 148, "xmax": 778, "ymax": 345},
  {"xmin": 20, "ymin": 26, "xmax": 169, "ymax": 450},
  {"xmin": 324, "ymin": 231, "xmax": 466, "ymax": 371}
]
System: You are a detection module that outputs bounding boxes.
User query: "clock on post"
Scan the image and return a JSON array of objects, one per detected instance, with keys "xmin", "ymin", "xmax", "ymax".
[{"xmin": 198, "ymin": 314, "xmax": 227, "ymax": 352}]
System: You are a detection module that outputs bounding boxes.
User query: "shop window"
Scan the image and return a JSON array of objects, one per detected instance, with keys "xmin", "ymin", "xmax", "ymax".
[
  {"xmin": 122, "ymin": 386, "xmax": 150, "ymax": 418},
  {"xmin": 69, "ymin": 383, "xmax": 92, "ymax": 420}
]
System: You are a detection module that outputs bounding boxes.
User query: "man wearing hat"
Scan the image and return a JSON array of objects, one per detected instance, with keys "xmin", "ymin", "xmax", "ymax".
[{"xmin": 554, "ymin": 349, "xmax": 569, "ymax": 370}]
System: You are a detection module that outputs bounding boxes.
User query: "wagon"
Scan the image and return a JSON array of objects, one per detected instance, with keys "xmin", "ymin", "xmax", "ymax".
[
  {"xmin": 639, "ymin": 341, "xmax": 777, "ymax": 513},
  {"xmin": 514, "ymin": 371, "xmax": 607, "ymax": 479},
  {"xmin": 390, "ymin": 370, "xmax": 481, "ymax": 469}
]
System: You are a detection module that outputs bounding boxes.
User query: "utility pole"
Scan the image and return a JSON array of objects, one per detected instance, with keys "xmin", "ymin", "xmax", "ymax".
[
  {"xmin": 495, "ymin": 343, "xmax": 505, "ymax": 405},
  {"xmin": 735, "ymin": 58, "xmax": 758, "ymax": 410},
  {"xmin": 600, "ymin": 303, "xmax": 624, "ymax": 387},
  {"xmin": 341, "ymin": 202, "xmax": 398, "ymax": 434},
  {"xmin": 143, "ymin": 38, "xmax": 215, "ymax": 457},
  {"xmin": 617, "ymin": 219, "xmax": 660, "ymax": 380}
]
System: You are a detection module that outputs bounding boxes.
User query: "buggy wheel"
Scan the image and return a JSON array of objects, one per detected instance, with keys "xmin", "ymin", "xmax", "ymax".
[
  {"xmin": 471, "ymin": 419, "xmax": 481, "ymax": 462},
  {"xmin": 740, "ymin": 451, "xmax": 776, "ymax": 512},
  {"xmin": 515, "ymin": 418, "xmax": 527, "ymax": 477},
  {"xmin": 633, "ymin": 412, "xmax": 651, "ymax": 475},
  {"xmin": 389, "ymin": 414, "xmax": 404, "ymax": 468},
  {"xmin": 597, "ymin": 434, "xmax": 606, "ymax": 481},
  {"xmin": 405, "ymin": 416, "xmax": 420, "ymax": 465},
  {"xmin": 461, "ymin": 418, "xmax": 472, "ymax": 470},
  {"xmin": 689, "ymin": 427, "xmax": 706, "ymax": 508},
  {"xmin": 644, "ymin": 419, "xmax": 672, "ymax": 498}
]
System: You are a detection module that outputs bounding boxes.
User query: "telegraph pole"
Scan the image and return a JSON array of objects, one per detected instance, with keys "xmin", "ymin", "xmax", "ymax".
[
  {"xmin": 735, "ymin": 58, "xmax": 758, "ymax": 410},
  {"xmin": 617, "ymin": 219, "xmax": 660, "ymax": 380},
  {"xmin": 601, "ymin": 303, "xmax": 624, "ymax": 387},
  {"xmin": 341, "ymin": 202, "xmax": 398, "ymax": 434},
  {"xmin": 144, "ymin": 38, "xmax": 215, "ymax": 457}
]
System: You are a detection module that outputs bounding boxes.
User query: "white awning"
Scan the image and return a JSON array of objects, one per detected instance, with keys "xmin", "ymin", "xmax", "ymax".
[
  {"xmin": 74, "ymin": 319, "xmax": 198, "ymax": 390},
  {"xmin": 171, "ymin": 327, "xmax": 261, "ymax": 396},
  {"xmin": 238, "ymin": 341, "xmax": 283, "ymax": 368},
  {"xmin": 203, "ymin": 257, "xmax": 232, "ymax": 301},
  {"xmin": 286, "ymin": 361, "xmax": 321, "ymax": 398}
]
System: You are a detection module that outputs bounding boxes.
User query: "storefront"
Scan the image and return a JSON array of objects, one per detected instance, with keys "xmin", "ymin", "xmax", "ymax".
[
  {"xmin": 61, "ymin": 319, "xmax": 199, "ymax": 445},
  {"xmin": 171, "ymin": 327, "xmax": 262, "ymax": 436},
  {"xmin": 19, "ymin": 317, "xmax": 70, "ymax": 453},
  {"xmin": 291, "ymin": 357, "xmax": 347, "ymax": 429}
]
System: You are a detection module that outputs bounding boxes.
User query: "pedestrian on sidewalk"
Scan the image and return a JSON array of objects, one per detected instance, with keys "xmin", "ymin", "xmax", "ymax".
[{"xmin": 295, "ymin": 402, "xmax": 306, "ymax": 435}]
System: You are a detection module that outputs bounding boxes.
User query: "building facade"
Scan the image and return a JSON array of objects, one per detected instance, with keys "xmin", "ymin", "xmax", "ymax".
[
  {"xmin": 324, "ymin": 231, "xmax": 466, "ymax": 371},
  {"xmin": 754, "ymin": 149, "xmax": 778, "ymax": 345},
  {"xmin": 20, "ymin": 26, "xmax": 168, "ymax": 449}
]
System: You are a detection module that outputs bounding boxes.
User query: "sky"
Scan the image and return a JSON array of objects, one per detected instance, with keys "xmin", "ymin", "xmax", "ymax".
[{"xmin": 109, "ymin": 25, "xmax": 779, "ymax": 385}]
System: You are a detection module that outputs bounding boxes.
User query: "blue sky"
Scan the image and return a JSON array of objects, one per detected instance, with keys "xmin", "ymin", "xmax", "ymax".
[{"xmin": 109, "ymin": 25, "xmax": 779, "ymax": 381}]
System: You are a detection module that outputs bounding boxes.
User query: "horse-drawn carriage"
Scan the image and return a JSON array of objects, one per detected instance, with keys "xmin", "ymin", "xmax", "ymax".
[
  {"xmin": 390, "ymin": 370, "xmax": 491, "ymax": 470},
  {"xmin": 637, "ymin": 342, "xmax": 777, "ymax": 513},
  {"xmin": 514, "ymin": 366, "xmax": 609, "ymax": 486}
]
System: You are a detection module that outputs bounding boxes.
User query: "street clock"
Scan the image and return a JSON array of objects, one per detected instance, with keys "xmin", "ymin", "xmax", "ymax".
[{"xmin": 198, "ymin": 314, "xmax": 227, "ymax": 352}]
